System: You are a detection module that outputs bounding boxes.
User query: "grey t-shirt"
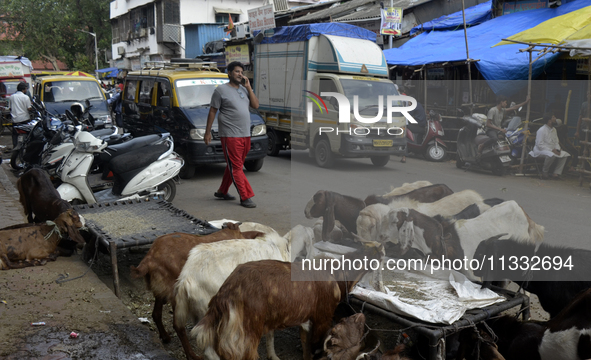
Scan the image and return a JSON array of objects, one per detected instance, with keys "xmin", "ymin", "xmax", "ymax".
[
  {"xmin": 487, "ymin": 106, "xmax": 505, "ymax": 129},
  {"xmin": 210, "ymin": 84, "xmax": 251, "ymax": 137}
]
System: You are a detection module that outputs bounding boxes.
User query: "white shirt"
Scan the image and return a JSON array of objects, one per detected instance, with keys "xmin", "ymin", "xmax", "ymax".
[
  {"xmin": 9, "ymin": 91, "xmax": 31, "ymax": 123},
  {"xmin": 530, "ymin": 124, "xmax": 569, "ymax": 158}
]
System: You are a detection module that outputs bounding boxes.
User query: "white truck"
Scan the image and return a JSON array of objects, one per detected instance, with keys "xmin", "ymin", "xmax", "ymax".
[{"xmin": 253, "ymin": 24, "xmax": 407, "ymax": 167}]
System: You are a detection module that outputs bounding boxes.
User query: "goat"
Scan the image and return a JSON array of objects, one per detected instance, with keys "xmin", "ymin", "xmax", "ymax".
[
  {"xmin": 387, "ymin": 190, "xmax": 488, "ymax": 218},
  {"xmin": 320, "ymin": 313, "xmax": 367, "ymax": 360},
  {"xmin": 284, "ymin": 224, "xmax": 315, "ymax": 261},
  {"xmin": 129, "ymin": 223, "xmax": 264, "ymax": 360},
  {"xmin": 194, "ymin": 244, "xmax": 384, "ymax": 360},
  {"xmin": 487, "ymin": 288, "xmax": 591, "ymax": 360},
  {"xmin": 173, "ymin": 223, "xmax": 290, "ymax": 360},
  {"xmin": 365, "ymin": 184, "xmax": 454, "ymax": 206},
  {"xmin": 435, "ymin": 198, "xmax": 506, "ymax": 222},
  {"xmin": 474, "ymin": 236, "xmax": 591, "ymax": 318},
  {"xmin": 304, "ymin": 190, "xmax": 366, "ymax": 240},
  {"xmin": 0, "ymin": 213, "xmax": 78, "ymax": 269},
  {"xmin": 382, "ymin": 181, "xmax": 433, "ymax": 198},
  {"xmin": 17, "ymin": 168, "xmax": 85, "ymax": 245},
  {"xmin": 396, "ymin": 201, "xmax": 543, "ymax": 278}
]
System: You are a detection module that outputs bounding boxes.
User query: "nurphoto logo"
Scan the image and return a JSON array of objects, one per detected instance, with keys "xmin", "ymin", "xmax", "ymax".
[{"xmin": 304, "ymin": 91, "xmax": 419, "ymax": 125}]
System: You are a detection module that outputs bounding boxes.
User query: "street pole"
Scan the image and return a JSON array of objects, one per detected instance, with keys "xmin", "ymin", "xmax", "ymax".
[
  {"xmin": 389, "ymin": 0, "xmax": 393, "ymax": 49},
  {"xmin": 78, "ymin": 29, "xmax": 99, "ymax": 77},
  {"xmin": 461, "ymin": 0, "xmax": 473, "ymax": 105}
]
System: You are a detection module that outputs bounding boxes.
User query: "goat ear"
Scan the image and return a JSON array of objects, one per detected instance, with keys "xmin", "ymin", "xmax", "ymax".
[{"xmin": 322, "ymin": 192, "xmax": 336, "ymax": 241}]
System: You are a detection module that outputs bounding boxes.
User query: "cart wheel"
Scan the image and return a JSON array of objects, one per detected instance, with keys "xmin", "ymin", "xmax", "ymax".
[{"xmin": 158, "ymin": 180, "xmax": 176, "ymax": 202}]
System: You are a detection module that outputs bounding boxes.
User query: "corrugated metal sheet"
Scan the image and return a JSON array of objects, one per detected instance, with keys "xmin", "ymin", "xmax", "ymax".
[
  {"xmin": 185, "ymin": 24, "xmax": 226, "ymax": 58},
  {"xmin": 333, "ymin": 0, "xmax": 431, "ymax": 21},
  {"xmin": 290, "ymin": 0, "xmax": 379, "ymax": 24}
]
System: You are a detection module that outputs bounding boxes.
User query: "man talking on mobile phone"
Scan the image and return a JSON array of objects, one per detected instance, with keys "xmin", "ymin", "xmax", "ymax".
[{"xmin": 205, "ymin": 61, "xmax": 259, "ymax": 208}]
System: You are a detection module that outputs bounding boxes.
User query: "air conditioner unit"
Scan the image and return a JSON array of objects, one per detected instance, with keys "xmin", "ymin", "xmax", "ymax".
[
  {"xmin": 118, "ymin": 46, "xmax": 126, "ymax": 55},
  {"xmin": 235, "ymin": 24, "xmax": 250, "ymax": 39}
]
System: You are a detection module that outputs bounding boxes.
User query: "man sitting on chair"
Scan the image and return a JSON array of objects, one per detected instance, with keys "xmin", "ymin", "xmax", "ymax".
[{"xmin": 529, "ymin": 112, "xmax": 570, "ymax": 180}]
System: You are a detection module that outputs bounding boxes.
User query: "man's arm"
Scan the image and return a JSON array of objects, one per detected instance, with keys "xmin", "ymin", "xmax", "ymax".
[
  {"xmin": 204, "ymin": 107, "xmax": 218, "ymax": 145},
  {"xmin": 506, "ymin": 95, "xmax": 530, "ymax": 112},
  {"xmin": 243, "ymin": 78, "xmax": 259, "ymax": 109}
]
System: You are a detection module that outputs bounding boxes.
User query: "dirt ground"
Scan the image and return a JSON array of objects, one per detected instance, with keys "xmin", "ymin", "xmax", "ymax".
[{"xmin": 89, "ymin": 243, "xmax": 551, "ymax": 360}]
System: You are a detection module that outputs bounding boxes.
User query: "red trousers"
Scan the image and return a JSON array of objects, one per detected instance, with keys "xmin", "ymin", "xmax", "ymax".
[{"xmin": 219, "ymin": 137, "xmax": 254, "ymax": 201}]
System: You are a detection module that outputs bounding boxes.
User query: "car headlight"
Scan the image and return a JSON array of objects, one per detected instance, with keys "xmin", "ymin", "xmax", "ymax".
[
  {"xmin": 252, "ymin": 124, "xmax": 266, "ymax": 136},
  {"xmin": 97, "ymin": 114, "xmax": 113, "ymax": 128},
  {"xmin": 190, "ymin": 128, "xmax": 206, "ymax": 140}
]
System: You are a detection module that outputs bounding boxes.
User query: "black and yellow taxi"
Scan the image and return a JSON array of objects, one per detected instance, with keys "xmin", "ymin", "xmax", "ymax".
[{"xmin": 123, "ymin": 60, "xmax": 267, "ymax": 179}]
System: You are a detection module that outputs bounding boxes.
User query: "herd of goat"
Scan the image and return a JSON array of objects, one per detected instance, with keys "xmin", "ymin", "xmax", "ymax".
[{"xmin": 3, "ymin": 169, "xmax": 591, "ymax": 360}]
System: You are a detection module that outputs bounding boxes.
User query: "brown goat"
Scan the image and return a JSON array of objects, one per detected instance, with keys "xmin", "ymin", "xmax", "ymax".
[
  {"xmin": 364, "ymin": 184, "xmax": 454, "ymax": 206},
  {"xmin": 320, "ymin": 313, "xmax": 367, "ymax": 360},
  {"xmin": 0, "ymin": 212, "xmax": 78, "ymax": 269},
  {"xmin": 17, "ymin": 168, "xmax": 85, "ymax": 244},
  {"xmin": 129, "ymin": 223, "xmax": 264, "ymax": 360},
  {"xmin": 194, "ymin": 244, "xmax": 384, "ymax": 360}
]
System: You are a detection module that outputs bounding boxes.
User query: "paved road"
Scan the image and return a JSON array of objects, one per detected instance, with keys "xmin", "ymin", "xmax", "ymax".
[{"xmin": 170, "ymin": 150, "xmax": 590, "ymax": 250}]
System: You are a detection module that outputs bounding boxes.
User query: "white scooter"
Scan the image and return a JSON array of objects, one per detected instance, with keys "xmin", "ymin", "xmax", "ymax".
[{"xmin": 56, "ymin": 126, "xmax": 183, "ymax": 204}]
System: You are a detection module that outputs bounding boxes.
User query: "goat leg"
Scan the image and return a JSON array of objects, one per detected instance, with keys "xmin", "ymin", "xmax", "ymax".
[
  {"xmin": 265, "ymin": 331, "xmax": 281, "ymax": 360},
  {"xmin": 153, "ymin": 296, "xmax": 171, "ymax": 343},
  {"xmin": 172, "ymin": 310, "xmax": 202, "ymax": 360},
  {"xmin": 300, "ymin": 324, "xmax": 313, "ymax": 360}
]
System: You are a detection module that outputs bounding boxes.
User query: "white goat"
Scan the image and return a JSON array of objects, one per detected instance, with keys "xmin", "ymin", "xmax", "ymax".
[
  {"xmin": 382, "ymin": 180, "xmax": 433, "ymax": 199},
  {"xmin": 173, "ymin": 222, "xmax": 290, "ymax": 360},
  {"xmin": 356, "ymin": 190, "xmax": 487, "ymax": 245},
  {"xmin": 284, "ymin": 224, "xmax": 315, "ymax": 261},
  {"xmin": 389, "ymin": 189, "xmax": 488, "ymax": 217}
]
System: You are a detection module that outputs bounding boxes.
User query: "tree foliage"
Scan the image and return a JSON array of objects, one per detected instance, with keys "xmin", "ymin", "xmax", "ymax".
[{"xmin": 0, "ymin": 0, "xmax": 111, "ymax": 71}]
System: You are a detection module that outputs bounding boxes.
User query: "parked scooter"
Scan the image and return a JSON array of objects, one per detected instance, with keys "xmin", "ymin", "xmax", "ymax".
[
  {"xmin": 455, "ymin": 109, "xmax": 512, "ymax": 175},
  {"xmin": 55, "ymin": 122, "xmax": 183, "ymax": 204},
  {"xmin": 406, "ymin": 109, "xmax": 448, "ymax": 161}
]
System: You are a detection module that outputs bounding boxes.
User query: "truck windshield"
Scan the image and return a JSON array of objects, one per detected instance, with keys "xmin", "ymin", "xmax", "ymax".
[
  {"xmin": 43, "ymin": 81, "xmax": 104, "ymax": 103},
  {"xmin": 175, "ymin": 79, "xmax": 229, "ymax": 108},
  {"xmin": 340, "ymin": 79, "xmax": 401, "ymax": 112},
  {"xmin": 2, "ymin": 82, "xmax": 19, "ymax": 96}
]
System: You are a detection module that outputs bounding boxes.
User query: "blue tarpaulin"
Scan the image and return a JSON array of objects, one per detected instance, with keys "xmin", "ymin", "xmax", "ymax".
[
  {"xmin": 255, "ymin": 23, "xmax": 377, "ymax": 44},
  {"xmin": 97, "ymin": 67, "xmax": 120, "ymax": 78},
  {"xmin": 410, "ymin": 1, "xmax": 492, "ymax": 36},
  {"xmin": 384, "ymin": 0, "xmax": 591, "ymax": 94}
]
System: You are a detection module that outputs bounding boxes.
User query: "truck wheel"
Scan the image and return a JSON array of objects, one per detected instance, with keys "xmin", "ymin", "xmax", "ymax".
[
  {"xmin": 267, "ymin": 131, "xmax": 280, "ymax": 157},
  {"xmin": 158, "ymin": 180, "xmax": 176, "ymax": 202},
  {"xmin": 315, "ymin": 139, "xmax": 334, "ymax": 168},
  {"xmin": 425, "ymin": 144, "xmax": 447, "ymax": 162},
  {"xmin": 370, "ymin": 155, "xmax": 390, "ymax": 167},
  {"xmin": 10, "ymin": 150, "xmax": 24, "ymax": 170},
  {"xmin": 244, "ymin": 158, "xmax": 264, "ymax": 172}
]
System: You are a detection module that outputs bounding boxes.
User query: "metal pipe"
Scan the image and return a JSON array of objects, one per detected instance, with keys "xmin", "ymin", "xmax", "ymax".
[
  {"xmin": 519, "ymin": 50, "xmax": 533, "ymax": 174},
  {"xmin": 461, "ymin": 0, "xmax": 473, "ymax": 105}
]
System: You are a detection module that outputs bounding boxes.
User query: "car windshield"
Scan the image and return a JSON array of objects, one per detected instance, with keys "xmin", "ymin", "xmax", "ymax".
[
  {"xmin": 175, "ymin": 78, "xmax": 229, "ymax": 107},
  {"xmin": 3, "ymin": 82, "xmax": 19, "ymax": 95},
  {"xmin": 340, "ymin": 79, "xmax": 401, "ymax": 112},
  {"xmin": 43, "ymin": 80, "xmax": 104, "ymax": 103}
]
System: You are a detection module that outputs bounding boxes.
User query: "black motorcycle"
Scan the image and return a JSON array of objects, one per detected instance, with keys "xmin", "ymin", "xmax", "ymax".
[{"xmin": 455, "ymin": 109, "xmax": 512, "ymax": 176}]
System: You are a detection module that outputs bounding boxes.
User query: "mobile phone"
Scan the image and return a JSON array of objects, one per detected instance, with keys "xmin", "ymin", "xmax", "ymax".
[{"xmin": 241, "ymin": 78, "xmax": 246, "ymax": 85}]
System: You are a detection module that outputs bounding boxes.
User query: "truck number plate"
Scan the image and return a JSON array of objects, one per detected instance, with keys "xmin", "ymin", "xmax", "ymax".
[
  {"xmin": 373, "ymin": 139, "xmax": 393, "ymax": 147},
  {"xmin": 500, "ymin": 155, "xmax": 511, "ymax": 163}
]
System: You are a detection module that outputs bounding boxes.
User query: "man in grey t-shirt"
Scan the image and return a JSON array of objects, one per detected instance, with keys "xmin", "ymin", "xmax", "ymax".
[
  {"xmin": 480, "ymin": 95, "xmax": 529, "ymax": 154},
  {"xmin": 205, "ymin": 61, "xmax": 259, "ymax": 208}
]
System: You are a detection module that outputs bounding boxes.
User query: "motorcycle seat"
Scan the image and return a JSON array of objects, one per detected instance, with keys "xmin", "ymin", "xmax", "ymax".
[
  {"xmin": 99, "ymin": 134, "xmax": 162, "ymax": 163},
  {"xmin": 108, "ymin": 143, "xmax": 169, "ymax": 195},
  {"xmin": 90, "ymin": 128, "xmax": 115, "ymax": 138}
]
